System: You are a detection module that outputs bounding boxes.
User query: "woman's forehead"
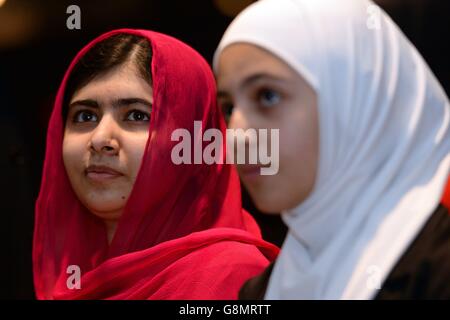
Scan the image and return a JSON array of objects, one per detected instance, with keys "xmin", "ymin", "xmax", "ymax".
[{"xmin": 69, "ymin": 65, "xmax": 153, "ymax": 104}]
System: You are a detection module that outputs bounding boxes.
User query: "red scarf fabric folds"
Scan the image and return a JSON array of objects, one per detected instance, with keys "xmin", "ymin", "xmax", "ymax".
[{"xmin": 33, "ymin": 29, "xmax": 279, "ymax": 300}]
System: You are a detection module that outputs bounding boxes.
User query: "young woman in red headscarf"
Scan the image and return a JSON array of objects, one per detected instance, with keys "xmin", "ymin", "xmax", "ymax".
[{"xmin": 33, "ymin": 29, "xmax": 279, "ymax": 300}]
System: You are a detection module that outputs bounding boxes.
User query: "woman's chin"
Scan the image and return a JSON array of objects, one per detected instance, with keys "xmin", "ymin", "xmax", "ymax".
[
  {"xmin": 249, "ymin": 187, "xmax": 307, "ymax": 214},
  {"xmin": 89, "ymin": 207, "xmax": 123, "ymax": 222},
  {"xmin": 249, "ymin": 192, "xmax": 286, "ymax": 214},
  {"xmin": 81, "ymin": 196, "xmax": 126, "ymax": 220}
]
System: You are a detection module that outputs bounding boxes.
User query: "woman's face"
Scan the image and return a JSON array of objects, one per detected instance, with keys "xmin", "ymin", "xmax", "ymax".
[
  {"xmin": 216, "ymin": 43, "xmax": 319, "ymax": 213},
  {"xmin": 63, "ymin": 61, "xmax": 153, "ymax": 223}
]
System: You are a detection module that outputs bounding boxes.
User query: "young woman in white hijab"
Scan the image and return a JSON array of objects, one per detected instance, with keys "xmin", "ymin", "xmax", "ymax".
[{"xmin": 214, "ymin": 0, "xmax": 450, "ymax": 299}]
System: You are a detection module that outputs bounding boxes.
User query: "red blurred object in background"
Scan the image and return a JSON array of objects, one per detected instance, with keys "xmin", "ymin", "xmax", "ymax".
[{"xmin": 441, "ymin": 175, "xmax": 450, "ymax": 210}]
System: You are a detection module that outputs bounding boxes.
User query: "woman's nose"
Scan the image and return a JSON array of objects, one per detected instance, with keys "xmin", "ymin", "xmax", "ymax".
[
  {"xmin": 229, "ymin": 107, "xmax": 253, "ymax": 132},
  {"xmin": 88, "ymin": 116, "xmax": 119, "ymax": 156},
  {"xmin": 227, "ymin": 108, "xmax": 259, "ymax": 155}
]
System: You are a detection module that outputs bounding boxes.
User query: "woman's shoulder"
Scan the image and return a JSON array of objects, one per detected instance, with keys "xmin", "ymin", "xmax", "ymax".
[
  {"xmin": 153, "ymin": 238, "xmax": 274, "ymax": 299},
  {"xmin": 376, "ymin": 204, "xmax": 450, "ymax": 299},
  {"xmin": 238, "ymin": 204, "xmax": 450, "ymax": 300},
  {"xmin": 172, "ymin": 227, "xmax": 279, "ymax": 265},
  {"xmin": 191, "ymin": 239, "xmax": 272, "ymax": 267}
]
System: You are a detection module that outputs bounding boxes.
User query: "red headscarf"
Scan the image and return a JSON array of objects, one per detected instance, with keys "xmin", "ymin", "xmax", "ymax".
[{"xmin": 33, "ymin": 29, "xmax": 279, "ymax": 300}]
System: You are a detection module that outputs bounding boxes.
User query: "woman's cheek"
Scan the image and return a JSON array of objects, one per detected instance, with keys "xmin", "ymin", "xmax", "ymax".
[
  {"xmin": 63, "ymin": 136, "xmax": 77, "ymax": 174},
  {"xmin": 63, "ymin": 134, "xmax": 87, "ymax": 181},
  {"xmin": 124, "ymin": 133, "xmax": 149, "ymax": 178}
]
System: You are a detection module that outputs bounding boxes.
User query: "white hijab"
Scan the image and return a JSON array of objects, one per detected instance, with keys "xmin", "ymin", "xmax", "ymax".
[{"xmin": 214, "ymin": 0, "xmax": 450, "ymax": 299}]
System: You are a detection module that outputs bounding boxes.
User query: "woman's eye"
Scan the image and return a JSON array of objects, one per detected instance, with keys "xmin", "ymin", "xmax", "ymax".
[
  {"xmin": 258, "ymin": 89, "xmax": 281, "ymax": 108},
  {"xmin": 220, "ymin": 102, "xmax": 234, "ymax": 124},
  {"xmin": 125, "ymin": 110, "xmax": 150, "ymax": 122},
  {"xmin": 73, "ymin": 110, "xmax": 98, "ymax": 123}
]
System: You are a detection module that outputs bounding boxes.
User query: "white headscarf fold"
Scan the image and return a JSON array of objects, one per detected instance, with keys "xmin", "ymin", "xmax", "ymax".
[{"xmin": 214, "ymin": 0, "xmax": 450, "ymax": 299}]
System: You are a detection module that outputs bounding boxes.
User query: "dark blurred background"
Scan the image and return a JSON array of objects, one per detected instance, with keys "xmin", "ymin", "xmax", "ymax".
[{"xmin": 0, "ymin": 0, "xmax": 448, "ymax": 299}]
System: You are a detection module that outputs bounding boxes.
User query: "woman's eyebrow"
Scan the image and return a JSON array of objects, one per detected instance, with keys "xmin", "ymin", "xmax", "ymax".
[
  {"xmin": 113, "ymin": 98, "xmax": 153, "ymax": 109},
  {"xmin": 241, "ymin": 73, "xmax": 288, "ymax": 89},
  {"xmin": 68, "ymin": 98, "xmax": 153, "ymax": 110},
  {"xmin": 69, "ymin": 99, "xmax": 99, "ymax": 109},
  {"xmin": 217, "ymin": 73, "xmax": 287, "ymax": 98}
]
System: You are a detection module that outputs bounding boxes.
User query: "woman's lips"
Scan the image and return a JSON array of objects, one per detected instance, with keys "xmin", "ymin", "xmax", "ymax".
[{"xmin": 85, "ymin": 165, "xmax": 124, "ymax": 182}]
